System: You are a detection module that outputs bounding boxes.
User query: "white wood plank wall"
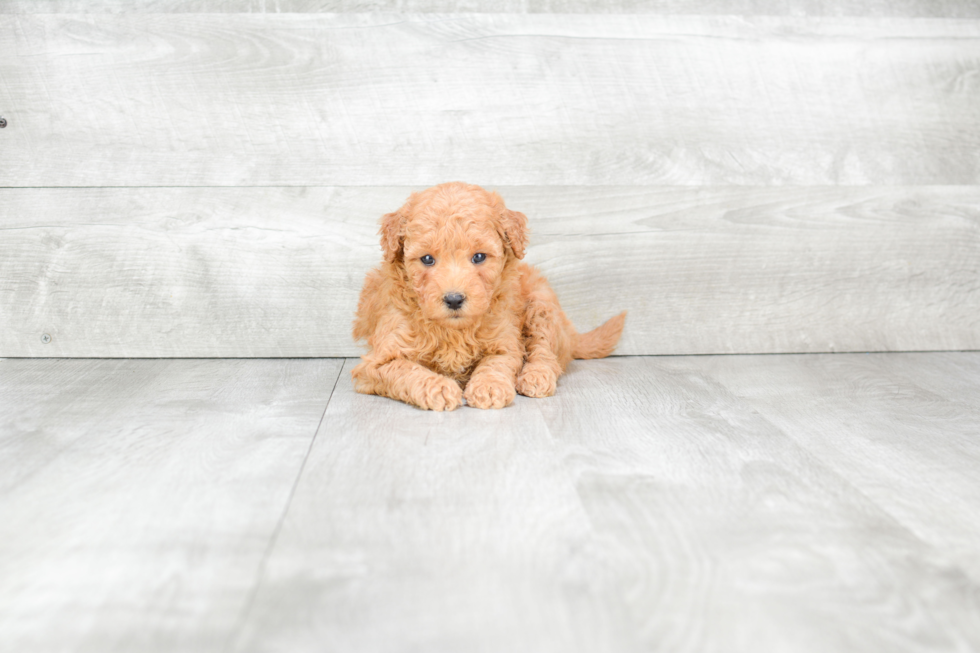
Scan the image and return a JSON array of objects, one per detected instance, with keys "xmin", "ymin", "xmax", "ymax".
[
  {"xmin": 4, "ymin": 1, "xmax": 980, "ymax": 16},
  {"xmin": 1, "ymin": 3, "xmax": 978, "ymax": 356}
]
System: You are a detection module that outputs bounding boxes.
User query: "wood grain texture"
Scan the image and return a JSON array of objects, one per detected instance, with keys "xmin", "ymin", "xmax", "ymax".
[
  {"xmin": 1, "ymin": 354, "xmax": 978, "ymax": 651},
  {"xmin": 1, "ymin": 186, "xmax": 977, "ymax": 357},
  {"xmin": 699, "ymin": 352, "xmax": 980, "ymax": 582},
  {"xmin": 2, "ymin": 14, "xmax": 979, "ymax": 186},
  {"xmin": 4, "ymin": 0, "xmax": 980, "ymax": 16},
  {"xmin": 542, "ymin": 354, "xmax": 980, "ymax": 652},
  {"xmin": 0, "ymin": 358, "xmax": 342, "ymax": 653},
  {"xmin": 0, "ymin": 186, "xmax": 388, "ymax": 357},
  {"xmin": 231, "ymin": 357, "xmax": 637, "ymax": 653}
]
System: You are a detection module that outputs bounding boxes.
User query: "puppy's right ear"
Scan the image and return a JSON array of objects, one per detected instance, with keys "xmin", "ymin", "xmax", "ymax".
[{"xmin": 379, "ymin": 208, "xmax": 406, "ymax": 263}]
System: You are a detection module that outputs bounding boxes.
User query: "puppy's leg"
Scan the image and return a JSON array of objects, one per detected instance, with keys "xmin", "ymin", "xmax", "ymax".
[
  {"xmin": 464, "ymin": 352, "xmax": 522, "ymax": 409},
  {"xmin": 353, "ymin": 358, "xmax": 463, "ymax": 412},
  {"xmin": 516, "ymin": 270, "xmax": 575, "ymax": 398},
  {"xmin": 517, "ymin": 351, "xmax": 560, "ymax": 398}
]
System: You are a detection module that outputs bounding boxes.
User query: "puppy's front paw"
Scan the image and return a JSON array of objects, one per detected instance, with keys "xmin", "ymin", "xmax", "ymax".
[
  {"xmin": 464, "ymin": 375, "xmax": 516, "ymax": 409},
  {"xmin": 516, "ymin": 364, "xmax": 558, "ymax": 398},
  {"xmin": 417, "ymin": 375, "xmax": 463, "ymax": 412}
]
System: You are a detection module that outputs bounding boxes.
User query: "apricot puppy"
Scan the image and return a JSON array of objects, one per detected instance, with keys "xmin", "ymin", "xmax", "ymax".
[{"xmin": 352, "ymin": 182, "xmax": 626, "ymax": 411}]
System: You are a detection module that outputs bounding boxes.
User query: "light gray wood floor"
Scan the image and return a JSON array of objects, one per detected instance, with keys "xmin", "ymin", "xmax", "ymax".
[{"xmin": 1, "ymin": 353, "xmax": 978, "ymax": 652}]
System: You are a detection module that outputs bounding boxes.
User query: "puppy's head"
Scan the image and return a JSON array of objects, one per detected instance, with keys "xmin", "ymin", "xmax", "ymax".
[{"xmin": 379, "ymin": 182, "xmax": 528, "ymax": 328}]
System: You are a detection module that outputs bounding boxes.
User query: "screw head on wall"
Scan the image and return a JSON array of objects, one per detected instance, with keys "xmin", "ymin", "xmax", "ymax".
[
  {"xmin": 41, "ymin": 333, "xmax": 51, "ymax": 344},
  {"xmin": 0, "ymin": 117, "xmax": 7, "ymax": 128}
]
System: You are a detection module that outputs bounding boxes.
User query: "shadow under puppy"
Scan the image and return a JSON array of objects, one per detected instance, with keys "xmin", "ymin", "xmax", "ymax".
[{"xmin": 352, "ymin": 182, "xmax": 626, "ymax": 411}]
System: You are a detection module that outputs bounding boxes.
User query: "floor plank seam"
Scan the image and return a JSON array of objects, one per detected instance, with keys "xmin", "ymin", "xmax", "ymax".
[
  {"xmin": 746, "ymin": 398, "xmax": 980, "ymax": 581},
  {"xmin": 221, "ymin": 360, "xmax": 346, "ymax": 653}
]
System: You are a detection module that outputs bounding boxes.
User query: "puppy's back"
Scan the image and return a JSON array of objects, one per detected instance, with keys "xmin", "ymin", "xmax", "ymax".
[{"xmin": 352, "ymin": 267, "xmax": 386, "ymax": 343}]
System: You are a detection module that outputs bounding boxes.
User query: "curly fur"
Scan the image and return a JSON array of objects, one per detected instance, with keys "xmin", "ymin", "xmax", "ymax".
[{"xmin": 352, "ymin": 182, "xmax": 626, "ymax": 411}]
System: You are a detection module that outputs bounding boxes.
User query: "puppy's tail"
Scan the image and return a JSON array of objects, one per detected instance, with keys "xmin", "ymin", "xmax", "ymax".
[{"xmin": 572, "ymin": 311, "xmax": 626, "ymax": 359}]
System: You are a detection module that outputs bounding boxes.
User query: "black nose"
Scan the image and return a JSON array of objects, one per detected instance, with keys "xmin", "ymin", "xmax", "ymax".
[{"xmin": 443, "ymin": 292, "xmax": 465, "ymax": 310}]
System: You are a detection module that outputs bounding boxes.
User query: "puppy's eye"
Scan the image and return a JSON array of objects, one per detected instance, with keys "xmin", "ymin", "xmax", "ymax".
[
  {"xmin": 420, "ymin": 255, "xmax": 435, "ymax": 266},
  {"xmin": 471, "ymin": 253, "xmax": 487, "ymax": 264}
]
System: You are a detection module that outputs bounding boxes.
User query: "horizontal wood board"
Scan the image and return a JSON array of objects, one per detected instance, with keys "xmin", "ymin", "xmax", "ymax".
[
  {"xmin": 0, "ymin": 358, "xmax": 343, "ymax": 653},
  {"xmin": 2, "ymin": 14, "xmax": 980, "ymax": 186},
  {"xmin": 4, "ymin": 1, "xmax": 980, "ymax": 15},
  {"xmin": 2, "ymin": 185, "xmax": 977, "ymax": 357}
]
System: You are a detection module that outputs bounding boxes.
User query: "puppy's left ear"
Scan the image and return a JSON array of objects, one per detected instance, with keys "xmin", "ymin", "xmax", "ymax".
[{"xmin": 492, "ymin": 193, "xmax": 529, "ymax": 260}]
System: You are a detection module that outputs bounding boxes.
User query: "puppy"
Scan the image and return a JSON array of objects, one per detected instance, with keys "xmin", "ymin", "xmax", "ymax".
[{"xmin": 352, "ymin": 182, "xmax": 626, "ymax": 411}]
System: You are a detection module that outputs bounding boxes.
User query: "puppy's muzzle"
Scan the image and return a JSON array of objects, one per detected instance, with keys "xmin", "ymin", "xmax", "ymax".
[{"xmin": 443, "ymin": 292, "xmax": 466, "ymax": 311}]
